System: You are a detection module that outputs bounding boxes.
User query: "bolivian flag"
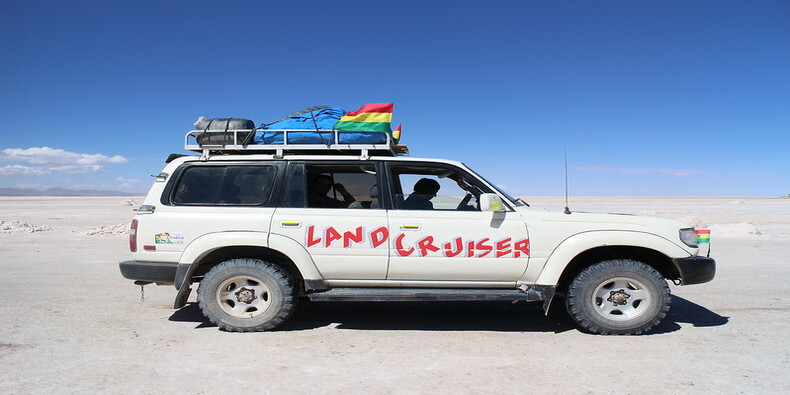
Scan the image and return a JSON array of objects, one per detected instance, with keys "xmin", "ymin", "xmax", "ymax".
[
  {"xmin": 334, "ymin": 103, "xmax": 393, "ymax": 132},
  {"xmin": 393, "ymin": 123, "xmax": 402, "ymax": 144},
  {"xmin": 695, "ymin": 229, "xmax": 711, "ymax": 243}
]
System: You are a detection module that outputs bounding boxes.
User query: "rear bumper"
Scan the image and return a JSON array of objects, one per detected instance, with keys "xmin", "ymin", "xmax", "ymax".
[
  {"xmin": 672, "ymin": 256, "xmax": 716, "ymax": 285},
  {"xmin": 119, "ymin": 260, "xmax": 178, "ymax": 284}
]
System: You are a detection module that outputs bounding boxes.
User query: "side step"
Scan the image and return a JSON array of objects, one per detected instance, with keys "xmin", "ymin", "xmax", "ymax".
[{"xmin": 307, "ymin": 287, "xmax": 551, "ymax": 302}]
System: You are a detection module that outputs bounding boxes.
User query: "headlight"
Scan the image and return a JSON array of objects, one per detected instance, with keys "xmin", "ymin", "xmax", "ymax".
[{"xmin": 679, "ymin": 228, "xmax": 699, "ymax": 247}]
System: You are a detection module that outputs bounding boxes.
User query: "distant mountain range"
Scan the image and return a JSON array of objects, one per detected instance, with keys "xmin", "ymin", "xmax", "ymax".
[{"xmin": 0, "ymin": 187, "xmax": 144, "ymax": 196}]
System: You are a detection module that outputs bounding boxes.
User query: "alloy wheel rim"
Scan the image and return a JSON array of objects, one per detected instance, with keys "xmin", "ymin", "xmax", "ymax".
[
  {"xmin": 216, "ymin": 275, "xmax": 272, "ymax": 318},
  {"xmin": 591, "ymin": 277, "xmax": 651, "ymax": 321}
]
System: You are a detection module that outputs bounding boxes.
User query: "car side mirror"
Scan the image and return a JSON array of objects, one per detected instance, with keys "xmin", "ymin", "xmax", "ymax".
[{"xmin": 479, "ymin": 193, "xmax": 506, "ymax": 212}]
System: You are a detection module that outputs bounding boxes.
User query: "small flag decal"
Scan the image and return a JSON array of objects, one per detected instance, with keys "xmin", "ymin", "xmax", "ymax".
[{"xmin": 695, "ymin": 229, "xmax": 711, "ymax": 243}]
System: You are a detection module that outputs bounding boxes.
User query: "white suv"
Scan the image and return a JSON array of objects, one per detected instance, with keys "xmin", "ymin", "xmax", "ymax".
[{"xmin": 120, "ymin": 129, "xmax": 715, "ymax": 335}]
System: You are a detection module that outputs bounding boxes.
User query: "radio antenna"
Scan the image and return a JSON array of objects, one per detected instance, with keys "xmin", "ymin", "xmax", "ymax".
[{"xmin": 563, "ymin": 146, "xmax": 572, "ymax": 215}]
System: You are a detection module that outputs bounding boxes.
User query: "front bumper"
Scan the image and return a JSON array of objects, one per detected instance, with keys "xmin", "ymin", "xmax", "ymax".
[
  {"xmin": 672, "ymin": 256, "xmax": 716, "ymax": 285},
  {"xmin": 119, "ymin": 260, "xmax": 178, "ymax": 284}
]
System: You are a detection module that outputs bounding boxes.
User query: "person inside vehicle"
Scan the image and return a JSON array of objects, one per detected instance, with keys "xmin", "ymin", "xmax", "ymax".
[
  {"xmin": 402, "ymin": 178, "xmax": 440, "ymax": 210},
  {"xmin": 308, "ymin": 174, "xmax": 356, "ymax": 208},
  {"xmin": 368, "ymin": 185, "xmax": 379, "ymax": 209}
]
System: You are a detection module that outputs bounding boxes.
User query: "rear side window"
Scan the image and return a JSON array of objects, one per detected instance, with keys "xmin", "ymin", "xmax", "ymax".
[
  {"xmin": 172, "ymin": 165, "xmax": 276, "ymax": 205},
  {"xmin": 282, "ymin": 163, "xmax": 381, "ymax": 209}
]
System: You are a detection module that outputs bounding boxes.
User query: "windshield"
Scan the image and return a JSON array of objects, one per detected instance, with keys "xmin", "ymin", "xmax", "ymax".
[{"xmin": 470, "ymin": 167, "xmax": 527, "ymax": 207}]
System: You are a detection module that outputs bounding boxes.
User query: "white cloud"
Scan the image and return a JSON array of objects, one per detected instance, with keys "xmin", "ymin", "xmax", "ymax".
[
  {"xmin": 0, "ymin": 147, "xmax": 128, "ymax": 165},
  {"xmin": 47, "ymin": 164, "xmax": 104, "ymax": 174},
  {"xmin": 13, "ymin": 183, "xmax": 46, "ymax": 189},
  {"xmin": 575, "ymin": 167, "xmax": 698, "ymax": 176},
  {"xmin": 0, "ymin": 147, "xmax": 129, "ymax": 176},
  {"xmin": 114, "ymin": 177, "xmax": 141, "ymax": 183},
  {"xmin": 0, "ymin": 164, "xmax": 51, "ymax": 176},
  {"xmin": 114, "ymin": 177, "xmax": 145, "ymax": 190}
]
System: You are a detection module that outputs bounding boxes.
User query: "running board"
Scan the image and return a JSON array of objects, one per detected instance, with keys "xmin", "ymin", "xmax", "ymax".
[{"xmin": 307, "ymin": 287, "xmax": 552, "ymax": 303}]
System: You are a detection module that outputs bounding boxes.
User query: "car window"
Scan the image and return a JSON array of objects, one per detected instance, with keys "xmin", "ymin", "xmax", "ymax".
[
  {"xmin": 389, "ymin": 164, "xmax": 488, "ymax": 211},
  {"xmin": 283, "ymin": 163, "xmax": 380, "ymax": 209},
  {"xmin": 172, "ymin": 165, "xmax": 276, "ymax": 205}
]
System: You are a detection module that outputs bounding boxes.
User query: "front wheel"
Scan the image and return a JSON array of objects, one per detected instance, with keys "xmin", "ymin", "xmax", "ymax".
[
  {"xmin": 565, "ymin": 259, "xmax": 670, "ymax": 335},
  {"xmin": 197, "ymin": 258, "xmax": 296, "ymax": 332}
]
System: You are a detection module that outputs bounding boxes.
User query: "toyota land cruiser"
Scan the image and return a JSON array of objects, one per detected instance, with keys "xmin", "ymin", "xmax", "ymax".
[{"xmin": 119, "ymin": 127, "xmax": 715, "ymax": 335}]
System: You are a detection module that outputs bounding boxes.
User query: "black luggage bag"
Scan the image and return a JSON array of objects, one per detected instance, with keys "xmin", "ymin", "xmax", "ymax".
[{"xmin": 194, "ymin": 117, "xmax": 255, "ymax": 146}]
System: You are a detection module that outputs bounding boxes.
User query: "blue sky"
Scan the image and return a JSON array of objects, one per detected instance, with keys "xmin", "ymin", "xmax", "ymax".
[{"xmin": 1, "ymin": 1, "xmax": 788, "ymax": 196}]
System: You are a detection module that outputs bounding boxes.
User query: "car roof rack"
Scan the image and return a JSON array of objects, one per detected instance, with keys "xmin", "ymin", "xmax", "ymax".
[{"xmin": 185, "ymin": 128, "xmax": 409, "ymax": 158}]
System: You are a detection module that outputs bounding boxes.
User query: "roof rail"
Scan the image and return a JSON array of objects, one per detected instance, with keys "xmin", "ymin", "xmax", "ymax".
[{"xmin": 185, "ymin": 129, "xmax": 409, "ymax": 158}]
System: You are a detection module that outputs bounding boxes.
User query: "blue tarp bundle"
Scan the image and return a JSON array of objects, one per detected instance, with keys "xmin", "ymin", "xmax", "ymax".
[
  {"xmin": 254, "ymin": 107, "xmax": 389, "ymax": 145},
  {"xmin": 338, "ymin": 132, "xmax": 388, "ymax": 144},
  {"xmin": 262, "ymin": 107, "xmax": 345, "ymax": 130},
  {"xmin": 255, "ymin": 131, "xmax": 333, "ymax": 145},
  {"xmin": 254, "ymin": 131, "xmax": 389, "ymax": 145}
]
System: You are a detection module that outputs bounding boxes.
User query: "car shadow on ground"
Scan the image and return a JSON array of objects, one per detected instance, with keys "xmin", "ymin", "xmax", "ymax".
[
  {"xmin": 169, "ymin": 295, "xmax": 728, "ymax": 334},
  {"xmin": 648, "ymin": 295, "xmax": 730, "ymax": 334}
]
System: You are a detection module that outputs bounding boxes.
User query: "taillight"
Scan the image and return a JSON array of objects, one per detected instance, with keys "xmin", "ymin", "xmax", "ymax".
[{"xmin": 129, "ymin": 219, "xmax": 138, "ymax": 252}]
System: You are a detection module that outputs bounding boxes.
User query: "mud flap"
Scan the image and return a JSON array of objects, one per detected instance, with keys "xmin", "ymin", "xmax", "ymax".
[
  {"xmin": 517, "ymin": 283, "xmax": 556, "ymax": 315},
  {"xmin": 174, "ymin": 285, "xmax": 191, "ymax": 309},
  {"xmin": 173, "ymin": 263, "xmax": 196, "ymax": 309},
  {"xmin": 542, "ymin": 295, "xmax": 555, "ymax": 315}
]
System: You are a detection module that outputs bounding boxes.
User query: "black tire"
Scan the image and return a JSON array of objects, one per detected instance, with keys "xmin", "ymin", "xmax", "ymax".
[
  {"xmin": 565, "ymin": 259, "xmax": 670, "ymax": 335},
  {"xmin": 197, "ymin": 258, "xmax": 296, "ymax": 332}
]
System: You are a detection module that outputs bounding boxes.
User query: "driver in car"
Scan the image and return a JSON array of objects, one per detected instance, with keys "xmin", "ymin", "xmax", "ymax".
[
  {"xmin": 308, "ymin": 174, "xmax": 356, "ymax": 208},
  {"xmin": 402, "ymin": 178, "xmax": 440, "ymax": 210}
]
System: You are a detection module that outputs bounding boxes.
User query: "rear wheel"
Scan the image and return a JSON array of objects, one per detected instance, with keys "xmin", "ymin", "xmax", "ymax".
[
  {"xmin": 565, "ymin": 259, "xmax": 670, "ymax": 335},
  {"xmin": 197, "ymin": 258, "xmax": 296, "ymax": 332}
]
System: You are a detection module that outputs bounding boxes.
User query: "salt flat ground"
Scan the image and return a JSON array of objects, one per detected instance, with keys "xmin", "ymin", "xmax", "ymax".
[{"xmin": 0, "ymin": 196, "xmax": 788, "ymax": 394}]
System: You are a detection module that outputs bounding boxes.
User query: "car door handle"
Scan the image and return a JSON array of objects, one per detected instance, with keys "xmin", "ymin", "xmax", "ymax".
[
  {"xmin": 280, "ymin": 221, "xmax": 301, "ymax": 228},
  {"xmin": 400, "ymin": 224, "xmax": 421, "ymax": 231}
]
